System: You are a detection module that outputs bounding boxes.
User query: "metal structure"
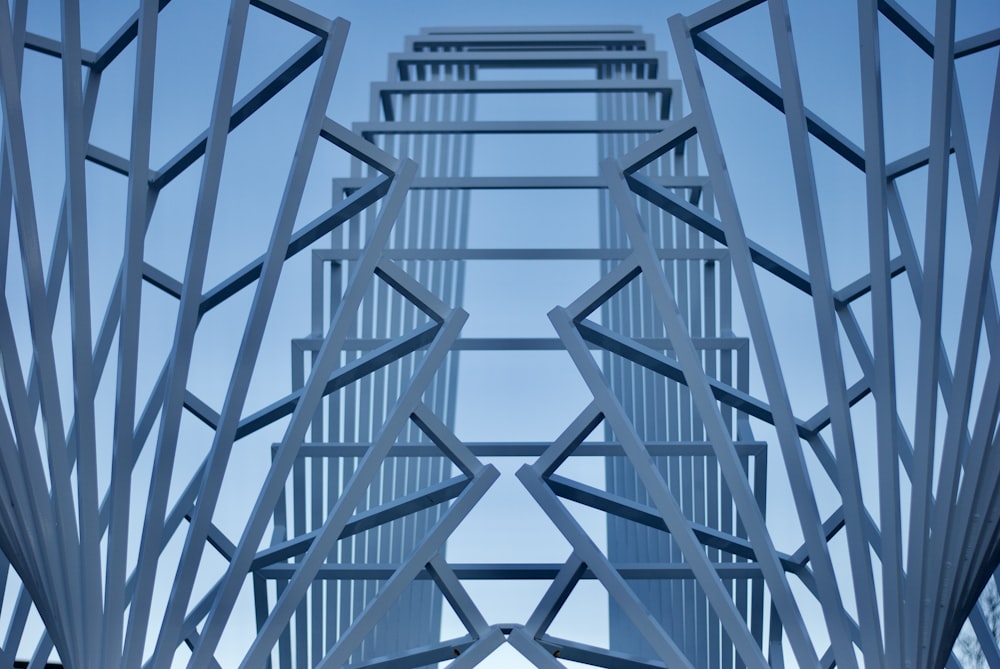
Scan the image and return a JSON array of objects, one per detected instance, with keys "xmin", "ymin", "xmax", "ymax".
[
  {"xmin": 269, "ymin": 28, "xmax": 476, "ymax": 665},
  {"xmin": 593, "ymin": 33, "xmax": 761, "ymax": 665},
  {"xmin": 284, "ymin": 23, "xmax": 761, "ymax": 667},
  {"xmin": 539, "ymin": 2, "xmax": 1000, "ymax": 667},
  {"xmin": 0, "ymin": 0, "xmax": 999, "ymax": 667},
  {"xmin": 0, "ymin": 2, "xmax": 493, "ymax": 667}
]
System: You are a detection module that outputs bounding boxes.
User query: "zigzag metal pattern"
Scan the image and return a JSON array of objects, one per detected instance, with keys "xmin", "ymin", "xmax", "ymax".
[
  {"xmin": 2, "ymin": 0, "xmax": 999, "ymax": 666},
  {"xmin": 513, "ymin": 1, "xmax": 1000, "ymax": 667},
  {"xmin": 0, "ymin": 1, "xmax": 495, "ymax": 666}
]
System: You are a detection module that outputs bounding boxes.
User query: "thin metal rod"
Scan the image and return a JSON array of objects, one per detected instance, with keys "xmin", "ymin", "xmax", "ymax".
[
  {"xmin": 905, "ymin": 2, "xmax": 957, "ymax": 665},
  {"xmin": 669, "ymin": 11, "xmax": 843, "ymax": 667},
  {"xmin": 766, "ymin": 0, "xmax": 883, "ymax": 663},
  {"xmin": 151, "ymin": 20, "xmax": 349, "ymax": 666},
  {"xmin": 187, "ymin": 159, "xmax": 418, "ymax": 666},
  {"xmin": 550, "ymin": 306, "xmax": 769, "ymax": 668},
  {"xmin": 602, "ymin": 159, "xmax": 815, "ymax": 664},
  {"xmin": 122, "ymin": 2, "xmax": 252, "ymax": 664},
  {"xmin": 238, "ymin": 309, "xmax": 467, "ymax": 666}
]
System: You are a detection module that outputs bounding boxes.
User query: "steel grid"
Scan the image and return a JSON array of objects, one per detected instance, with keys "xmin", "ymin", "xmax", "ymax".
[
  {"xmin": 296, "ymin": 20, "xmax": 765, "ymax": 668},
  {"xmin": 1, "ymin": 1, "xmax": 999, "ymax": 667},
  {"xmin": 0, "ymin": 2, "xmax": 493, "ymax": 667},
  {"xmin": 530, "ymin": 1, "xmax": 998, "ymax": 666}
]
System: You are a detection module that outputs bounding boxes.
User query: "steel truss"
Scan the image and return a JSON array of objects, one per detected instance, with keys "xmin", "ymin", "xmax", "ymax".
[
  {"xmin": 532, "ymin": 1, "xmax": 1000, "ymax": 667},
  {"xmin": 302, "ymin": 22, "xmax": 757, "ymax": 668},
  {"xmin": 0, "ymin": 1, "xmax": 492, "ymax": 667},
  {"xmin": 0, "ymin": 0, "xmax": 998, "ymax": 667}
]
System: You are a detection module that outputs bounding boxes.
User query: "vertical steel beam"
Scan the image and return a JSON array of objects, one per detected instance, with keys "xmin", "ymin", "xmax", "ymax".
[
  {"xmin": 123, "ymin": 2, "xmax": 252, "ymax": 664},
  {"xmin": 765, "ymin": 1, "xmax": 883, "ymax": 664},
  {"xmin": 905, "ymin": 2, "xmax": 957, "ymax": 662},
  {"xmin": 670, "ymin": 12, "xmax": 837, "ymax": 668}
]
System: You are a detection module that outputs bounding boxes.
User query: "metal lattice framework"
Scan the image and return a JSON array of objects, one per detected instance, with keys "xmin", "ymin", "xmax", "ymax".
[
  {"xmin": 1, "ymin": 0, "xmax": 999, "ymax": 667},
  {"xmin": 522, "ymin": 1, "xmax": 1000, "ymax": 667},
  {"xmin": 0, "ymin": 1, "xmax": 497, "ymax": 667}
]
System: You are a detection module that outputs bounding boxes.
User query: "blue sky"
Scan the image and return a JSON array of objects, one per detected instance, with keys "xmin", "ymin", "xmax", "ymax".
[{"xmin": 5, "ymin": 0, "xmax": 1000, "ymax": 666}]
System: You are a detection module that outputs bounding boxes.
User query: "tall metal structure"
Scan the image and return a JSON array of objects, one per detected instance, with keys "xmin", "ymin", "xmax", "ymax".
[
  {"xmin": 270, "ymin": 28, "xmax": 476, "ymax": 665},
  {"xmin": 282, "ymin": 23, "xmax": 760, "ymax": 667},
  {"xmin": 539, "ymin": 1, "xmax": 1000, "ymax": 667},
  {"xmin": 0, "ymin": 2, "xmax": 493, "ymax": 667},
  {"xmin": 594, "ymin": 35, "xmax": 761, "ymax": 666},
  {"xmin": 0, "ymin": 0, "xmax": 998, "ymax": 667}
]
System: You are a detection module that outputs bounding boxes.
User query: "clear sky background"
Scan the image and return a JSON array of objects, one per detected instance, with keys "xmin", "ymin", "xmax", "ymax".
[{"xmin": 5, "ymin": 0, "xmax": 1000, "ymax": 666}]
